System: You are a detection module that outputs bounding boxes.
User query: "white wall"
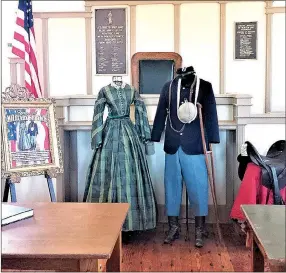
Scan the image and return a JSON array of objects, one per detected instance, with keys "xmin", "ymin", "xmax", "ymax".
[
  {"xmin": 32, "ymin": 1, "xmax": 85, "ymax": 12},
  {"xmin": 2, "ymin": 176, "xmax": 57, "ymax": 202},
  {"xmin": 273, "ymin": 1, "xmax": 286, "ymax": 7},
  {"xmin": 1, "ymin": 1, "xmax": 18, "ymax": 90},
  {"xmin": 271, "ymin": 13, "xmax": 285, "ymax": 112},
  {"xmin": 225, "ymin": 1, "xmax": 266, "ymax": 114},
  {"xmin": 245, "ymin": 124, "xmax": 286, "ymax": 155},
  {"xmin": 48, "ymin": 18, "xmax": 87, "ymax": 96},
  {"xmin": 180, "ymin": 3, "xmax": 220, "ymax": 94},
  {"xmin": 136, "ymin": 4, "xmax": 174, "ymax": 52}
]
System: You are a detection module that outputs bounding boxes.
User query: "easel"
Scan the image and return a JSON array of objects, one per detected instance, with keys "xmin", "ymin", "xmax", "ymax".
[
  {"xmin": 2, "ymin": 171, "xmax": 56, "ymax": 202},
  {"xmin": 1, "ymin": 84, "xmax": 62, "ymax": 204}
]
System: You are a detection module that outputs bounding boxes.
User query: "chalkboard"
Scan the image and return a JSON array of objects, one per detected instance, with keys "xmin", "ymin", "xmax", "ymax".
[
  {"xmin": 139, "ymin": 60, "xmax": 175, "ymax": 94},
  {"xmin": 235, "ymin": 21, "xmax": 257, "ymax": 60},
  {"xmin": 95, "ymin": 8, "xmax": 127, "ymax": 74}
]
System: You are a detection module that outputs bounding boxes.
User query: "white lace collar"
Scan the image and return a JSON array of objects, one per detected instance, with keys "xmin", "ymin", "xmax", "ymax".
[{"xmin": 111, "ymin": 81, "xmax": 126, "ymax": 89}]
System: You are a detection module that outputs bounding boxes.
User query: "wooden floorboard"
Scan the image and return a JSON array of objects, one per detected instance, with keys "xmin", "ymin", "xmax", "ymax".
[
  {"xmin": 122, "ymin": 223, "xmax": 269, "ymax": 272},
  {"xmin": 2, "ymin": 224, "xmax": 271, "ymax": 272}
]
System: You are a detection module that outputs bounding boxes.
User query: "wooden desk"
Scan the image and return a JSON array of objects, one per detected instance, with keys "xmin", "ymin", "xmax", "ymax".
[
  {"xmin": 241, "ymin": 205, "xmax": 286, "ymax": 272},
  {"xmin": 2, "ymin": 202, "xmax": 129, "ymax": 272}
]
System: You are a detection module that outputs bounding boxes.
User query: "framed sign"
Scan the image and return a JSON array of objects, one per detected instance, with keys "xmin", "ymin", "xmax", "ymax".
[
  {"xmin": 234, "ymin": 21, "xmax": 258, "ymax": 60},
  {"xmin": 94, "ymin": 8, "xmax": 127, "ymax": 75},
  {"xmin": 1, "ymin": 85, "xmax": 63, "ymax": 178}
]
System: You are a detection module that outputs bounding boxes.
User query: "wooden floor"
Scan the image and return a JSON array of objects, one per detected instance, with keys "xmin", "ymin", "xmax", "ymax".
[{"xmin": 122, "ymin": 223, "xmax": 269, "ymax": 272}]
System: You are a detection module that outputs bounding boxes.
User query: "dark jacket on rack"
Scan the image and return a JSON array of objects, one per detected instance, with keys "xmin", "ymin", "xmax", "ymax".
[{"xmin": 151, "ymin": 77, "xmax": 220, "ymax": 155}]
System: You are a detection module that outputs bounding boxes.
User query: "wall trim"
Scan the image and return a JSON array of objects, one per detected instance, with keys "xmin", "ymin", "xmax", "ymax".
[
  {"xmin": 265, "ymin": 6, "xmax": 286, "ymax": 14},
  {"xmin": 265, "ymin": 1, "xmax": 272, "ymax": 113},
  {"xmin": 54, "ymin": 93, "xmax": 252, "ymax": 106},
  {"xmin": 42, "ymin": 19, "xmax": 50, "ymax": 98},
  {"xmin": 130, "ymin": 6, "xmax": 137, "ymax": 58},
  {"xmin": 265, "ymin": 1, "xmax": 286, "ymax": 113},
  {"xmin": 173, "ymin": 4, "xmax": 181, "ymax": 53},
  {"xmin": 219, "ymin": 2, "xmax": 226, "ymax": 94},
  {"xmin": 33, "ymin": 12, "xmax": 92, "ymax": 19},
  {"xmin": 85, "ymin": 1, "xmax": 233, "ymax": 6},
  {"xmin": 54, "ymin": 93, "xmax": 285, "ymax": 133},
  {"xmin": 9, "ymin": 58, "xmax": 23, "ymax": 85},
  {"xmin": 85, "ymin": 14, "xmax": 92, "ymax": 95},
  {"xmin": 58, "ymin": 121, "xmax": 238, "ymax": 131},
  {"xmin": 237, "ymin": 113, "xmax": 286, "ymax": 125}
]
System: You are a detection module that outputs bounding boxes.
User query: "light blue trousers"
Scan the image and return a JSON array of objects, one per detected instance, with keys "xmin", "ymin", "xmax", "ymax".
[{"xmin": 164, "ymin": 147, "xmax": 209, "ymax": 217}]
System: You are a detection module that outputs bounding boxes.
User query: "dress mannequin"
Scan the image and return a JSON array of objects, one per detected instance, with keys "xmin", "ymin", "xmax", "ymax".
[{"xmin": 83, "ymin": 79, "xmax": 157, "ymax": 243}]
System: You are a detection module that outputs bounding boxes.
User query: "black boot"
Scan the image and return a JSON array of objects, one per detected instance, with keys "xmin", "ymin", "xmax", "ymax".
[
  {"xmin": 164, "ymin": 216, "xmax": 180, "ymax": 244},
  {"xmin": 195, "ymin": 216, "xmax": 207, "ymax": 248},
  {"xmin": 202, "ymin": 216, "xmax": 209, "ymax": 238}
]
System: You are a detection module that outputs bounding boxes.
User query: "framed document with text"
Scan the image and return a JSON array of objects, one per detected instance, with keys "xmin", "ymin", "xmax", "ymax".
[
  {"xmin": 1, "ymin": 85, "xmax": 63, "ymax": 178},
  {"xmin": 234, "ymin": 21, "xmax": 258, "ymax": 60},
  {"xmin": 94, "ymin": 7, "xmax": 127, "ymax": 75}
]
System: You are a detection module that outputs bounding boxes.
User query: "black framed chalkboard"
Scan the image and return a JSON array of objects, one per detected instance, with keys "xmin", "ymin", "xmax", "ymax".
[
  {"xmin": 234, "ymin": 21, "xmax": 257, "ymax": 60},
  {"xmin": 139, "ymin": 60, "xmax": 175, "ymax": 94},
  {"xmin": 94, "ymin": 8, "xmax": 127, "ymax": 74}
]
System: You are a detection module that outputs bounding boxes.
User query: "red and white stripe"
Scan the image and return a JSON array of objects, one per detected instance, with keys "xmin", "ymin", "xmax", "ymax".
[{"xmin": 12, "ymin": 9, "xmax": 42, "ymax": 98}]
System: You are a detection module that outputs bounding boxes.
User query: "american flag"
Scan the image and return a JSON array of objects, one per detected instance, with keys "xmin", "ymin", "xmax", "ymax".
[{"xmin": 12, "ymin": 0, "xmax": 42, "ymax": 98}]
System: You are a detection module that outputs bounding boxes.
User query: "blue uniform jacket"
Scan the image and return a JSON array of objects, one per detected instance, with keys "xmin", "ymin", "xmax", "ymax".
[
  {"xmin": 151, "ymin": 77, "xmax": 220, "ymax": 155},
  {"xmin": 28, "ymin": 122, "xmax": 38, "ymax": 136}
]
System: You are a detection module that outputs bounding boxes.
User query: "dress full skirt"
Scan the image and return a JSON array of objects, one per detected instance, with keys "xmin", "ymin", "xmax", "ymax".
[{"xmin": 83, "ymin": 83, "xmax": 157, "ymax": 232}]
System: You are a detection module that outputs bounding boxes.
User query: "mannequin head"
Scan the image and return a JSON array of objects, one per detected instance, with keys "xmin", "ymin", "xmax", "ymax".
[{"xmin": 176, "ymin": 66, "xmax": 195, "ymax": 87}]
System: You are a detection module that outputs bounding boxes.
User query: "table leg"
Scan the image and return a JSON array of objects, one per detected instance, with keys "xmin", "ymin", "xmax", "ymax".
[
  {"xmin": 106, "ymin": 232, "xmax": 122, "ymax": 272},
  {"xmin": 246, "ymin": 230, "xmax": 252, "ymax": 248},
  {"xmin": 251, "ymin": 232, "xmax": 264, "ymax": 272}
]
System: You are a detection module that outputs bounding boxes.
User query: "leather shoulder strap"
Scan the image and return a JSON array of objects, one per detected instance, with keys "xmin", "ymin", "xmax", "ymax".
[{"xmin": 194, "ymin": 77, "xmax": 200, "ymax": 105}]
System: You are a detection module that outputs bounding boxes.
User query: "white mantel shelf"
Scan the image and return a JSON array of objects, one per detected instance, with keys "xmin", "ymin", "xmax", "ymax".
[{"xmin": 54, "ymin": 93, "xmax": 285, "ymax": 131}]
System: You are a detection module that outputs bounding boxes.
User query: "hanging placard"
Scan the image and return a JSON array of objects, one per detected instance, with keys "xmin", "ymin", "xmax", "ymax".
[
  {"xmin": 94, "ymin": 8, "xmax": 127, "ymax": 75},
  {"xmin": 234, "ymin": 21, "xmax": 258, "ymax": 60}
]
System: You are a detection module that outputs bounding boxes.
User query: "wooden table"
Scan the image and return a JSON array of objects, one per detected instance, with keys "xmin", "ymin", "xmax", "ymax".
[
  {"xmin": 2, "ymin": 202, "xmax": 129, "ymax": 272},
  {"xmin": 241, "ymin": 205, "xmax": 286, "ymax": 272}
]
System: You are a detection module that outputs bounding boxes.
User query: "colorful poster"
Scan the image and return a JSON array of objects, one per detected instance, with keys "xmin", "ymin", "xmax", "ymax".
[{"xmin": 5, "ymin": 107, "xmax": 52, "ymax": 168}]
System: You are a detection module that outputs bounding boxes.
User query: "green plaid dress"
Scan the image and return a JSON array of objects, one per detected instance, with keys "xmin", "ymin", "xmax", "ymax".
[{"xmin": 83, "ymin": 83, "xmax": 157, "ymax": 231}]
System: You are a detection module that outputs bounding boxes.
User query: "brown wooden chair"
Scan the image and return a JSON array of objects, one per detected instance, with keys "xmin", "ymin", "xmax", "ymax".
[{"xmin": 131, "ymin": 52, "xmax": 182, "ymax": 94}]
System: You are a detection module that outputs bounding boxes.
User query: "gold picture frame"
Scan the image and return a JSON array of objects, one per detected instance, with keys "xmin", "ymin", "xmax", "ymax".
[{"xmin": 1, "ymin": 84, "xmax": 63, "ymax": 178}]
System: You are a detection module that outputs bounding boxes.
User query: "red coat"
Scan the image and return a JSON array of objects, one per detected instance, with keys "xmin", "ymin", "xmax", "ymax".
[{"xmin": 230, "ymin": 163, "xmax": 286, "ymax": 221}]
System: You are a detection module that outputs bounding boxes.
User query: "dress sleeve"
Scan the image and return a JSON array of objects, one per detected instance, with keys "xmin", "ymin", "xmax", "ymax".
[
  {"xmin": 151, "ymin": 82, "xmax": 169, "ymax": 142},
  {"xmin": 202, "ymin": 82, "xmax": 220, "ymax": 144},
  {"xmin": 133, "ymin": 89, "xmax": 152, "ymax": 143},
  {"xmin": 91, "ymin": 88, "xmax": 106, "ymax": 149}
]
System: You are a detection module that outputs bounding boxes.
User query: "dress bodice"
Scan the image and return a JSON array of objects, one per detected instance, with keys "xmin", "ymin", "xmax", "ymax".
[
  {"xmin": 103, "ymin": 83, "xmax": 134, "ymax": 117},
  {"xmin": 91, "ymin": 82, "xmax": 151, "ymax": 149}
]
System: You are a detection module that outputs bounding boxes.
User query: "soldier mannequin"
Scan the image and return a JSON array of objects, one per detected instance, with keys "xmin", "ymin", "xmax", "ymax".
[{"xmin": 151, "ymin": 66, "xmax": 220, "ymax": 247}]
